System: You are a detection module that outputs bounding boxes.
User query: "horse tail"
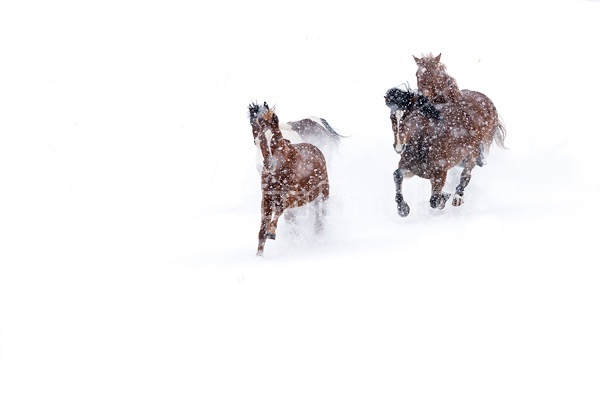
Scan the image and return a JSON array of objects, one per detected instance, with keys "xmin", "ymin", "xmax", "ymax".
[
  {"xmin": 494, "ymin": 118, "xmax": 507, "ymax": 149},
  {"xmin": 319, "ymin": 118, "xmax": 346, "ymax": 143}
]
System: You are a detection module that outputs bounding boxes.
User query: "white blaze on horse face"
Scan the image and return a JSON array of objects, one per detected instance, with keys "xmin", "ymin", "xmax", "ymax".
[
  {"xmin": 254, "ymin": 123, "xmax": 275, "ymax": 173},
  {"xmin": 394, "ymin": 109, "xmax": 406, "ymax": 155},
  {"xmin": 264, "ymin": 128, "xmax": 272, "ymax": 144},
  {"xmin": 264, "ymin": 128, "xmax": 274, "ymax": 157}
]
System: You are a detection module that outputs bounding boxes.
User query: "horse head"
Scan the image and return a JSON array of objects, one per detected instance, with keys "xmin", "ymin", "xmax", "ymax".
[
  {"xmin": 385, "ymin": 87, "xmax": 440, "ymax": 154},
  {"xmin": 384, "ymin": 87, "xmax": 413, "ymax": 114},
  {"xmin": 413, "ymin": 53, "xmax": 444, "ymax": 99},
  {"xmin": 385, "ymin": 87, "xmax": 418, "ymax": 154},
  {"xmin": 260, "ymin": 107, "xmax": 299, "ymax": 172},
  {"xmin": 261, "ymin": 106, "xmax": 279, "ymax": 131},
  {"xmin": 249, "ymin": 101, "xmax": 276, "ymax": 169},
  {"xmin": 248, "ymin": 102, "xmax": 262, "ymax": 142},
  {"xmin": 248, "ymin": 101, "xmax": 270, "ymax": 142},
  {"xmin": 414, "ymin": 53, "xmax": 461, "ymax": 103}
]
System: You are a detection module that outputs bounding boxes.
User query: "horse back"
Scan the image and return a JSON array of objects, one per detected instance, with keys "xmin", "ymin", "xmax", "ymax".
[
  {"xmin": 459, "ymin": 89, "xmax": 500, "ymax": 149},
  {"xmin": 459, "ymin": 90, "xmax": 498, "ymax": 125},
  {"xmin": 461, "ymin": 90, "xmax": 497, "ymax": 114}
]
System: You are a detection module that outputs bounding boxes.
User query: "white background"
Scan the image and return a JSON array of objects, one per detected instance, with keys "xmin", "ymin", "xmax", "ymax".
[{"xmin": 1, "ymin": 0, "xmax": 599, "ymax": 399}]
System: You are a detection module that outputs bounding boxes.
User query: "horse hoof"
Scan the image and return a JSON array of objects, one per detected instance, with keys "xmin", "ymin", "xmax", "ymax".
[
  {"xmin": 431, "ymin": 193, "xmax": 451, "ymax": 210},
  {"xmin": 452, "ymin": 194, "xmax": 464, "ymax": 207},
  {"xmin": 397, "ymin": 202, "xmax": 410, "ymax": 217},
  {"xmin": 265, "ymin": 232, "xmax": 276, "ymax": 240},
  {"xmin": 256, "ymin": 250, "xmax": 264, "ymax": 257}
]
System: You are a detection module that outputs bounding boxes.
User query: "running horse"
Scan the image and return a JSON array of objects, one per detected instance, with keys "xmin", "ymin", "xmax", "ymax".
[
  {"xmin": 384, "ymin": 86, "xmax": 506, "ymax": 217},
  {"xmin": 250, "ymin": 104, "xmax": 329, "ymax": 256},
  {"xmin": 413, "ymin": 53, "xmax": 506, "ymax": 166},
  {"xmin": 248, "ymin": 102, "xmax": 344, "ymax": 172}
]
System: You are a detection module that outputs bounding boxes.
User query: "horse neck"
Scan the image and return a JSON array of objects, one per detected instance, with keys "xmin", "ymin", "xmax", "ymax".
[
  {"xmin": 401, "ymin": 111, "xmax": 429, "ymax": 141},
  {"xmin": 257, "ymin": 130, "xmax": 271, "ymax": 161},
  {"xmin": 267, "ymin": 124, "xmax": 294, "ymax": 158},
  {"xmin": 416, "ymin": 95, "xmax": 441, "ymax": 120},
  {"xmin": 432, "ymin": 70, "xmax": 461, "ymax": 102},
  {"xmin": 268, "ymin": 124, "xmax": 284, "ymax": 146}
]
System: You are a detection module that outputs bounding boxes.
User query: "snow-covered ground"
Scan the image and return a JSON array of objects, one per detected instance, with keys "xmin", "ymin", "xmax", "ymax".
[{"xmin": 1, "ymin": 1, "xmax": 599, "ymax": 399}]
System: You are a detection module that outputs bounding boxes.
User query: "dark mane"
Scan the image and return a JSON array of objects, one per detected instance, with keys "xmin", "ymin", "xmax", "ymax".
[
  {"xmin": 384, "ymin": 87, "xmax": 412, "ymax": 112},
  {"xmin": 384, "ymin": 87, "xmax": 441, "ymax": 120},
  {"xmin": 414, "ymin": 94, "xmax": 441, "ymax": 120},
  {"xmin": 248, "ymin": 102, "xmax": 260, "ymax": 120},
  {"xmin": 248, "ymin": 101, "xmax": 269, "ymax": 120}
]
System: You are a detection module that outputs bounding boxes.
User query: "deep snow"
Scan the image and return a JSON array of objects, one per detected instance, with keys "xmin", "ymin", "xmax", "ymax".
[{"xmin": 1, "ymin": 0, "xmax": 600, "ymax": 399}]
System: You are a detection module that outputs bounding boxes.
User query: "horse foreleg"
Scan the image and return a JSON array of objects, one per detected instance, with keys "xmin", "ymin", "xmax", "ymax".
[
  {"xmin": 393, "ymin": 168, "xmax": 410, "ymax": 217},
  {"xmin": 265, "ymin": 204, "xmax": 284, "ymax": 240},
  {"xmin": 429, "ymin": 171, "xmax": 451, "ymax": 210},
  {"xmin": 453, "ymin": 158, "xmax": 476, "ymax": 207},
  {"xmin": 257, "ymin": 198, "xmax": 273, "ymax": 256}
]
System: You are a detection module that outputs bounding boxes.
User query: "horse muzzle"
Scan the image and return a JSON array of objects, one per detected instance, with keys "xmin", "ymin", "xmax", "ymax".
[{"xmin": 394, "ymin": 143, "xmax": 406, "ymax": 155}]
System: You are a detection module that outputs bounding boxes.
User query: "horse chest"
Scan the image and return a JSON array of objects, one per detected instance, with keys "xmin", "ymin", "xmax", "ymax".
[
  {"xmin": 401, "ymin": 148, "xmax": 435, "ymax": 177},
  {"xmin": 261, "ymin": 162, "xmax": 305, "ymax": 196},
  {"xmin": 401, "ymin": 136, "xmax": 460, "ymax": 177}
]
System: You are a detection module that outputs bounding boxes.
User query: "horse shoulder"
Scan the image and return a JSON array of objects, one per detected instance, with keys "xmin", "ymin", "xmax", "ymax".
[{"xmin": 278, "ymin": 138, "xmax": 295, "ymax": 155}]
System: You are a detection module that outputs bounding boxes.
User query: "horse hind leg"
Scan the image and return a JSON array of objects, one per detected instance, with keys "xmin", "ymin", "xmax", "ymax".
[
  {"xmin": 453, "ymin": 157, "xmax": 477, "ymax": 207},
  {"xmin": 460, "ymin": 144, "xmax": 486, "ymax": 168},
  {"xmin": 283, "ymin": 209, "xmax": 300, "ymax": 236},
  {"xmin": 478, "ymin": 128, "xmax": 497, "ymax": 167},
  {"xmin": 476, "ymin": 144, "xmax": 487, "ymax": 167},
  {"xmin": 314, "ymin": 182, "xmax": 329, "ymax": 234},
  {"xmin": 315, "ymin": 197, "xmax": 329, "ymax": 234}
]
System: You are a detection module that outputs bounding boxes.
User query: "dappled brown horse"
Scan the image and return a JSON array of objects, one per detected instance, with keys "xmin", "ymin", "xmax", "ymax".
[
  {"xmin": 414, "ymin": 53, "xmax": 506, "ymax": 165},
  {"xmin": 384, "ymin": 86, "xmax": 506, "ymax": 216},
  {"xmin": 414, "ymin": 53, "xmax": 461, "ymax": 104},
  {"xmin": 251, "ymin": 104, "xmax": 329, "ymax": 256}
]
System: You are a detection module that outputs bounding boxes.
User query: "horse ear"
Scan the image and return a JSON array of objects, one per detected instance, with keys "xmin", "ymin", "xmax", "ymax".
[
  {"xmin": 413, "ymin": 55, "xmax": 419, "ymax": 63},
  {"xmin": 435, "ymin": 53, "xmax": 441, "ymax": 62},
  {"xmin": 264, "ymin": 102, "xmax": 269, "ymax": 110}
]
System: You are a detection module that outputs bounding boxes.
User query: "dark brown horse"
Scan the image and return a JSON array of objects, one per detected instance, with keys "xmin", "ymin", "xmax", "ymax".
[
  {"xmin": 250, "ymin": 104, "xmax": 329, "ymax": 256},
  {"xmin": 248, "ymin": 102, "xmax": 344, "ymax": 173},
  {"xmin": 384, "ymin": 86, "xmax": 506, "ymax": 217},
  {"xmin": 414, "ymin": 53, "xmax": 506, "ymax": 166}
]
